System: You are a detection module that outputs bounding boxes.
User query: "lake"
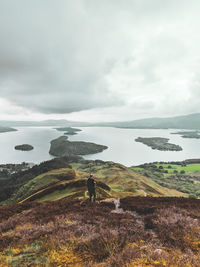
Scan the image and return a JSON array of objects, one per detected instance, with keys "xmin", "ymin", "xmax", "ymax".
[
  {"xmin": 0, "ymin": 127, "xmax": 61, "ymax": 164},
  {"xmin": 0, "ymin": 126, "xmax": 200, "ymax": 166}
]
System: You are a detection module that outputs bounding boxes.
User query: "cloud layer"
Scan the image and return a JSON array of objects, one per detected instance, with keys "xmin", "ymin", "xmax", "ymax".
[{"xmin": 0, "ymin": 0, "xmax": 200, "ymax": 120}]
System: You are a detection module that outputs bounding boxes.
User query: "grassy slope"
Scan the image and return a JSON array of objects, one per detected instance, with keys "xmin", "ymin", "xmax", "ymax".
[
  {"xmin": 156, "ymin": 163, "xmax": 200, "ymax": 173},
  {"xmin": 1, "ymin": 160, "xmax": 199, "ymax": 266},
  {"xmin": 6, "ymin": 168, "xmax": 76, "ymax": 204},
  {"xmin": 3, "ymin": 160, "xmax": 184, "ymax": 205},
  {"xmin": 7, "ymin": 165, "xmax": 112, "ymax": 203},
  {"xmin": 71, "ymin": 161, "xmax": 184, "ymax": 198}
]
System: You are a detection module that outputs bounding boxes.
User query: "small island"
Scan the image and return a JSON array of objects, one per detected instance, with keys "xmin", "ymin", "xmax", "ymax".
[
  {"xmin": 49, "ymin": 136, "xmax": 107, "ymax": 157},
  {"xmin": 0, "ymin": 126, "xmax": 17, "ymax": 133},
  {"xmin": 171, "ymin": 131, "xmax": 200, "ymax": 139},
  {"xmin": 135, "ymin": 137, "xmax": 183, "ymax": 151},
  {"xmin": 54, "ymin": 127, "xmax": 81, "ymax": 135},
  {"xmin": 15, "ymin": 144, "xmax": 34, "ymax": 151}
]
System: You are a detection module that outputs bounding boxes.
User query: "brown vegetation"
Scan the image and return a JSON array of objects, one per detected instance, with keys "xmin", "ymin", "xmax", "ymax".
[{"xmin": 0, "ymin": 197, "xmax": 199, "ymax": 266}]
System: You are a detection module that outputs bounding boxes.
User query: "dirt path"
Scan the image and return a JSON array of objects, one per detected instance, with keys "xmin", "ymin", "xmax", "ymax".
[{"xmin": 140, "ymin": 189, "xmax": 147, "ymax": 197}]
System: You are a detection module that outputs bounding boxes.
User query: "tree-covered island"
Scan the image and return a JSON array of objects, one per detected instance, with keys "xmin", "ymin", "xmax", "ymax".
[
  {"xmin": 15, "ymin": 144, "xmax": 34, "ymax": 151},
  {"xmin": 135, "ymin": 137, "xmax": 183, "ymax": 151},
  {"xmin": 49, "ymin": 136, "xmax": 107, "ymax": 156},
  {"xmin": 54, "ymin": 127, "xmax": 81, "ymax": 135},
  {"xmin": 171, "ymin": 131, "xmax": 200, "ymax": 139}
]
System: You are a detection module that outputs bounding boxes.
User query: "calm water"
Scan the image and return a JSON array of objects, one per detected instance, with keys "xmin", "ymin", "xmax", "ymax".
[
  {"xmin": 0, "ymin": 127, "xmax": 61, "ymax": 164},
  {"xmin": 0, "ymin": 126, "xmax": 200, "ymax": 166},
  {"xmin": 69, "ymin": 127, "xmax": 200, "ymax": 166}
]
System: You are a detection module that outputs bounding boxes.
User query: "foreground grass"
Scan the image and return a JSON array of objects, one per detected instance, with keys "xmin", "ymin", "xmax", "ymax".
[{"xmin": 0, "ymin": 197, "xmax": 199, "ymax": 266}]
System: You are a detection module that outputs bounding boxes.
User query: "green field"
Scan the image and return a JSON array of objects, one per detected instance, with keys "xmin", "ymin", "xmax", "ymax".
[
  {"xmin": 131, "ymin": 163, "xmax": 200, "ymax": 198},
  {"xmin": 156, "ymin": 163, "xmax": 200, "ymax": 173}
]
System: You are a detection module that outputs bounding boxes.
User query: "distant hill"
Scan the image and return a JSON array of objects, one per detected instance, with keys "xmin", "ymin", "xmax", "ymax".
[
  {"xmin": 0, "ymin": 126, "xmax": 17, "ymax": 133},
  {"xmin": 0, "ymin": 120, "xmax": 91, "ymax": 127},
  {"xmin": 2, "ymin": 113, "xmax": 200, "ymax": 129},
  {"xmin": 99, "ymin": 113, "xmax": 200, "ymax": 129}
]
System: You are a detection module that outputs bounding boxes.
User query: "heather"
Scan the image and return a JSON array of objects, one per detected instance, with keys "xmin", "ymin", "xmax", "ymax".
[{"xmin": 0, "ymin": 197, "xmax": 199, "ymax": 266}]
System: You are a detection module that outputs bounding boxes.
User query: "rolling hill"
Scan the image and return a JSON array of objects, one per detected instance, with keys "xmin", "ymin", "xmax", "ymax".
[
  {"xmin": 0, "ymin": 157, "xmax": 199, "ymax": 266},
  {"xmin": 1, "ymin": 157, "xmax": 185, "ymax": 205},
  {"xmin": 2, "ymin": 112, "xmax": 200, "ymax": 130},
  {"xmin": 99, "ymin": 113, "xmax": 200, "ymax": 129}
]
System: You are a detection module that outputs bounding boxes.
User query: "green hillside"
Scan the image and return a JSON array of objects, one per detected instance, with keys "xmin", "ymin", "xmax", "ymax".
[
  {"xmin": 132, "ymin": 161, "xmax": 200, "ymax": 198},
  {"xmin": 1, "ymin": 158, "xmax": 185, "ymax": 205},
  {"xmin": 0, "ymin": 157, "xmax": 199, "ymax": 266},
  {"xmin": 3, "ymin": 167, "xmax": 111, "ymax": 204},
  {"xmin": 71, "ymin": 160, "xmax": 184, "ymax": 198}
]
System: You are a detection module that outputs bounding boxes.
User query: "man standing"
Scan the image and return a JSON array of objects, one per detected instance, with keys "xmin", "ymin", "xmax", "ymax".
[{"xmin": 87, "ymin": 173, "xmax": 96, "ymax": 202}]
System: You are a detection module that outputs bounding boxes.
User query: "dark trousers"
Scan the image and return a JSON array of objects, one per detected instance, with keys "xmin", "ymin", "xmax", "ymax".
[{"xmin": 88, "ymin": 189, "xmax": 96, "ymax": 202}]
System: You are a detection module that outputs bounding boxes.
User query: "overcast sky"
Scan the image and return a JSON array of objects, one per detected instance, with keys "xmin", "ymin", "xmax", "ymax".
[{"xmin": 0, "ymin": 0, "xmax": 200, "ymax": 122}]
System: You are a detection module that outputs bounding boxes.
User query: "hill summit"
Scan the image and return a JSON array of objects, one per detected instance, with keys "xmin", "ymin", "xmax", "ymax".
[{"xmin": 0, "ymin": 157, "xmax": 199, "ymax": 266}]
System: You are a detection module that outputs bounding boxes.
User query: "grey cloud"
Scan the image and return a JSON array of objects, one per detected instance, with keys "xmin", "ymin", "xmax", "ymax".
[
  {"xmin": 0, "ymin": 0, "xmax": 200, "ymax": 118},
  {"xmin": 0, "ymin": 0, "xmax": 124, "ymax": 113}
]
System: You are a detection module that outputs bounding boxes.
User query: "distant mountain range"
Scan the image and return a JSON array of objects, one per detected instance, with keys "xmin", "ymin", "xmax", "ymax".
[
  {"xmin": 1, "ymin": 113, "xmax": 200, "ymax": 129},
  {"xmin": 94, "ymin": 113, "xmax": 200, "ymax": 130},
  {"xmin": 0, "ymin": 119, "xmax": 90, "ymax": 127}
]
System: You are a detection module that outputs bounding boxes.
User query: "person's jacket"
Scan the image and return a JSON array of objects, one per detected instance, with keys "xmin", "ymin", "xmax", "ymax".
[{"xmin": 87, "ymin": 177, "xmax": 96, "ymax": 191}]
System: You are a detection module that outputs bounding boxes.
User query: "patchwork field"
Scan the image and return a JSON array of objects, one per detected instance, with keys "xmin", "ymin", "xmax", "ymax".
[
  {"xmin": 155, "ymin": 163, "xmax": 200, "ymax": 174},
  {"xmin": 132, "ymin": 161, "xmax": 200, "ymax": 198}
]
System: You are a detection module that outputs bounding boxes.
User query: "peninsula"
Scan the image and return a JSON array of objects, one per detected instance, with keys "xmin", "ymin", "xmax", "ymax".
[
  {"xmin": 0, "ymin": 126, "xmax": 17, "ymax": 133},
  {"xmin": 135, "ymin": 137, "xmax": 183, "ymax": 151}
]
